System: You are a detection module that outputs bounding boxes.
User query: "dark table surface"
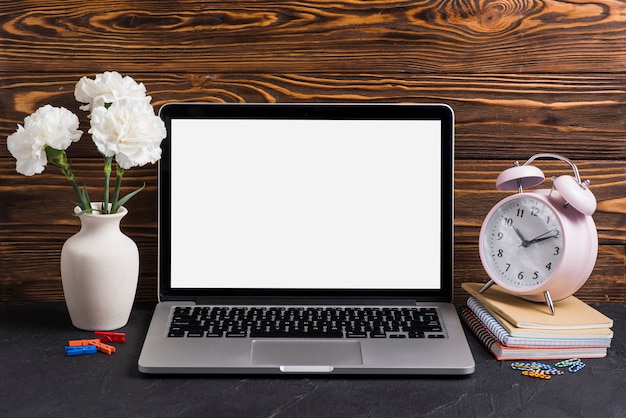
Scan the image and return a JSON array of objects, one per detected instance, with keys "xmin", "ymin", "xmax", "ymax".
[{"xmin": 2, "ymin": 302, "xmax": 625, "ymax": 417}]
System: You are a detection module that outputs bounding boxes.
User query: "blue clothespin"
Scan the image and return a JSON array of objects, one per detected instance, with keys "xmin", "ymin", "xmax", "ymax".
[{"xmin": 65, "ymin": 345, "xmax": 98, "ymax": 356}]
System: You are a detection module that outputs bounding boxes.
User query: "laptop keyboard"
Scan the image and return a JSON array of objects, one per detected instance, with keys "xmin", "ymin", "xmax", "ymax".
[{"xmin": 168, "ymin": 306, "xmax": 445, "ymax": 339}]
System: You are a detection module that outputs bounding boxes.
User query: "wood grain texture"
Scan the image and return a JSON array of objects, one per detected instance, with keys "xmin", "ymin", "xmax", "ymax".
[
  {"xmin": 2, "ymin": 73, "xmax": 626, "ymax": 160},
  {"xmin": 1, "ymin": 1, "xmax": 626, "ymax": 73},
  {"xmin": 1, "ymin": 0, "xmax": 625, "ymax": 303}
]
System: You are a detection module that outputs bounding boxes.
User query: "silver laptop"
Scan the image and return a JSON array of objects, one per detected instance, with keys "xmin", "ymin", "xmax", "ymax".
[{"xmin": 138, "ymin": 103, "xmax": 475, "ymax": 375}]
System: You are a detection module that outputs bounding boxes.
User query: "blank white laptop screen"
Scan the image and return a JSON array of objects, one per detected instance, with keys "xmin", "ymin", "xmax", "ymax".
[{"xmin": 169, "ymin": 118, "xmax": 441, "ymax": 290}]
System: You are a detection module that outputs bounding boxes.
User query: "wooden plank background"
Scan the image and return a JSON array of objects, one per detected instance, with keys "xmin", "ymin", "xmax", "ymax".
[{"xmin": 1, "ymin": 1, "xmax": 625, "ymax": 303}]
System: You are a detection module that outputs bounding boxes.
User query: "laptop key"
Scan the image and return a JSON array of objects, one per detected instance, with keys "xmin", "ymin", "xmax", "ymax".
[
  {"xmin": 168, "ymin": 329, "xmax": 185, "ymax": 337},
  {"xmin": 346, "ymin": 332, "xmax": 367, "ymax": 338},
  {"xmin": 249, "ymin": 328, "xmax": 344, "ymax": 338}
]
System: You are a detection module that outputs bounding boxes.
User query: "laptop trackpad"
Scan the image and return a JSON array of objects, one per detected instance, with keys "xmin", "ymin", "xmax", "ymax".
[{"xmin": 252, "ymin": 340, "xmax": 363, "ymax": 367}]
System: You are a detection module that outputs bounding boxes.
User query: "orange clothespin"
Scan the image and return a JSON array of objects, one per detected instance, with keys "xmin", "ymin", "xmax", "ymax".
[
  {"xmin": 91, "ymin": 340, "xmax": 116, "ymax": 355},
  {"xmin": 68, "ymin": 339, "xmax": 101, "ymax": 347},
  {"xmin": 94, "ymin": 331, "xmax": 126, "ymax": 343}
]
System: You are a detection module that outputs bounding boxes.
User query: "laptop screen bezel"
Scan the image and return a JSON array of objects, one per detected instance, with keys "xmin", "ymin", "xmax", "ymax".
[{"xmin": 157, "ymin": 103, "xmax": 454, "ymax": 303}]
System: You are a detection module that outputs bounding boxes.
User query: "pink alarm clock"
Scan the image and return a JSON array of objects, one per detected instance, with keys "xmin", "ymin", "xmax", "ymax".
[{"xmin": 478, "ymin": 153, "xmax": 598, "ymax": 314}]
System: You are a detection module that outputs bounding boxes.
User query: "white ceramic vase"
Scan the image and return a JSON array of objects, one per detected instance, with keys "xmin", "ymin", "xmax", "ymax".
[{"xmin": 60, "ymin": 203, "xmax": 139, "ymax": 331}]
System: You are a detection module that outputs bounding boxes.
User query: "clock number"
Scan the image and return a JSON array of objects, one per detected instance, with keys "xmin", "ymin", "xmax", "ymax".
[
  {"xmin": 531, "ymin": 207, "xmax": 540, "ymax": 216},
  {"xmin": 546, "ymin": 262, "xmax": 552, "ymax": 271},
  {"xmin": 497, "ymin": 232, "xmax": 504, "ymax": 240},
  {"xmin": 516, "ymin": 209, "xmax": 524, "ymax": 218},
  {"xmin": 517, "ymin": 271, "xmax": 539, "ymax": 280},
  {"xmin": 505, "ymin": 263, "xmax": 511, "ymax": 272},
  {"xmin": 497, "ymin": 249, "xmax": 504, "ymax": 257},
  {"xmin": 553, "ymin": 247, "xmax": 560, "ymax": 256},
  {"xmin": 504, "ymin": 217, "xmax": 513, "ymax": 226}
]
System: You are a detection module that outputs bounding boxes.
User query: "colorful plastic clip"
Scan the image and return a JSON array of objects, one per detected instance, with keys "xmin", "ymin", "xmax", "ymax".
[
  {"xmin": 537, "ymin": 368, "xmax": 564, "ymax": 376},
  {"xmin": 511, "ymin": 359, "xmax": 586, "ymax": 379},
  {"xmin": 511, "ymin": 362, "xmax": 554, "ymax": 372},
  {"xmin": 555, "ymin": 358, "xmax": 581, "ymax": 368},
  {"xmin": 555, "ymin": 358, "xmax": 586, "ymax": 373},
  {"xmin": 95, "ymin": 331, "xmax": 126, "ymax": 343},
  {"xmin": 65, "ymin": 345, "xmax": 98, "ymax": 356},
  {"xmin": 568, "ymin": 361, "xmax": 586, "ymax": 373},
  {"xmin": 511, "ymin": 361, "xmax": 564, "ymax": 378},
  {"xmin": 522, "ymin": 370, "xmax": 552, "ymax": 380}
]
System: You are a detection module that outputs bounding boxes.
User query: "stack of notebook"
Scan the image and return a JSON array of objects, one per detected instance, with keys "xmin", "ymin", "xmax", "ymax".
[{"xmin": 459, "ymin": 283, "xmax": 613, "ymax": 360}]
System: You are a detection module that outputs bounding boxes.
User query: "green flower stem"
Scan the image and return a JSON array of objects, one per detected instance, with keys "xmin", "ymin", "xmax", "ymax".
[
  {"xmin": 111, "ymin": 165, "xmax": 125, "ymax": 215},
  {"xmin": 103, "ymin": 155, "xmax": 113, "ymax": 214},
  {"xmin": 45, "ymin": 146, "xmax": 91, "ymax": 212}
]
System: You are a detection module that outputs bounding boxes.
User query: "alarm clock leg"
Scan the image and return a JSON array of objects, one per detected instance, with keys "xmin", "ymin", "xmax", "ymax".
[
  {"xmin": 479, "ymin": 280, "xmax": 494, "ymax": 293},
  {"xmin": 544, "ymin": 290, "xmax": 555, "ymax": 315}
]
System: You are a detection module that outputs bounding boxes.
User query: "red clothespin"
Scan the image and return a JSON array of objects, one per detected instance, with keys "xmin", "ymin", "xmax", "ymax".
[{"xmin": 94, "ymin": 331, "xmax": 126, "ymax": 343}]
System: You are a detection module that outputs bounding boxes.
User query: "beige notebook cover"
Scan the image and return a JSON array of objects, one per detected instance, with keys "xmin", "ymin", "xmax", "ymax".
[
  {"xmin": 462, "ymin": 282, "xmax": 613, "ymax": 330},
  {"xmin": 486, "ymin": 302, "xmax": 613, "ymax": 339}
]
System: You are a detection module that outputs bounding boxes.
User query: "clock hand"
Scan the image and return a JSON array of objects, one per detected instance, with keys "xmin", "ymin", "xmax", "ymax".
[
  {"xmin": 512, "ymin": 226, "xmax": 530, "ymax": 247},
  {"xmin": 527, "ymin": 229, "xmax": 559, "ymax": 245},
  {"xmin": 529, "ymin": 234, "xmax": 559, "ymax": 244}
]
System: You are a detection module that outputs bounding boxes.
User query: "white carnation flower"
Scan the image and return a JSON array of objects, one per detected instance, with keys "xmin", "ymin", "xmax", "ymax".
[
  {"xmin": 89, "ymin": 99, "xmax": 166, "ymax": 169},
  {"xmin": 75, "ymin": 71, "xmax": 150, "ymax": 112},
  {"xmin": 7, "ymin": 105, "xmax": 82, "ymax": 176}
]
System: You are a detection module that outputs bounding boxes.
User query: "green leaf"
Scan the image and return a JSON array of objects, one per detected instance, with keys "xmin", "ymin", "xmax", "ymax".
[
  {"xmin": 80, "ymin": 184, "xmax": 92, "ymax": 211},
  {"xmin": 112, "ymin": 183, "xmax": 145, "ymax": 213}
]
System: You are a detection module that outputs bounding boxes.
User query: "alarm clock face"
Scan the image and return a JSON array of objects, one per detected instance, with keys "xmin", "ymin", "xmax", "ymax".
[{"xmin": 480, "ymin": 195, "xmax": 564, "ymax": 291}]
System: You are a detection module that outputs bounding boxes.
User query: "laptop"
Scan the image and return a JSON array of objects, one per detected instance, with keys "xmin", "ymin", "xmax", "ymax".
[{"xmin": 138, "ymin": 103, "xmax": 475, "ymax": 375}]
